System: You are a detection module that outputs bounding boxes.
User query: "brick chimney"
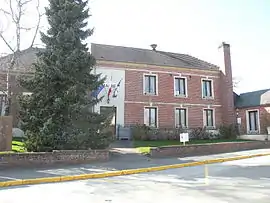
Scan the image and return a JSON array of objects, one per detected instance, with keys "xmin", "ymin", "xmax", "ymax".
[
  {"xmin": 221, "ymin": 42, "xmax": 233, "ymax": 77},
  {"xmin": 219, "ymin": 42, "xmax": 236, "ymax": 125}
]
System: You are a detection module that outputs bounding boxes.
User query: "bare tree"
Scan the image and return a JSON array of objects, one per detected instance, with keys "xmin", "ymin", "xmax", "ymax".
[
  {"xmin": 0, "ymin": 0, "xmax": 42, "ymax": 116},
  {"xmin": 232, "ymin": 76, "xmax": 240, "ymax": 89}
]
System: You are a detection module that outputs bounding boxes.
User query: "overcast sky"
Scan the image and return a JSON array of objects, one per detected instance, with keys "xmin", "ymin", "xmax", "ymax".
[{"xmin": 0, "ymin": 0, "xmax": 269, "ymax": 94}]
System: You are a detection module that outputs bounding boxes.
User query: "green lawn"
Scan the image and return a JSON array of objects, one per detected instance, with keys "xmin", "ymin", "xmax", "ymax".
[
  {"xmin": 0, "ymin": 139, "xmax": 26, "ymax": 154},
  {"xmin": 133, "ymin": 139, "xmax": 251, "ymax": 154},
  {"xmin": 12, "ymin": 140, "xmax": 26, "ymax": 152}
]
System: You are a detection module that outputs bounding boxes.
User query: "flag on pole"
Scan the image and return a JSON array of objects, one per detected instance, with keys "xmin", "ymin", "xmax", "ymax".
[
  {"xmin": 113, "ymin": 78, "xmax": 123, "ymax": 98},
  {"xmin": 107, "ymin": 84, "xmax": 112, "ymax": 104},
  {"xmin": 91, "ymin": 84, "xmax": 104, "ymax": 98}
]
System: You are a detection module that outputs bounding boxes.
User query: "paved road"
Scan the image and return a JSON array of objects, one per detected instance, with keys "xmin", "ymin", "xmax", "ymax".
[
  {"xmin": 1, "ymin": 149, "xmax": 270, "ymax": 182},
  {"xmin": 1, "ymin": 151, "xmax": 270, "ymax": 202}
]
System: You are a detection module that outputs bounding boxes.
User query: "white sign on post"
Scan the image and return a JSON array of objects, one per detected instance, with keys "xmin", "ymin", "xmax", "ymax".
[
  {"xmin": 237, "ymin": 117, "xmax": 241, "ymax": 124},
  {"xmin": 180, "ymin": 133, "xmax": 189, "ymax": 145}
]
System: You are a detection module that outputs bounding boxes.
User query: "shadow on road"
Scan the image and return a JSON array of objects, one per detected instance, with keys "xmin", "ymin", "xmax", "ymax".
[
  {"xmin": 0, "ymin": 140, "xmax": 192, "ymax": 186},
  {"xmin": 1, "ymin": 140, "xmax": 270, "ymax": 195}
]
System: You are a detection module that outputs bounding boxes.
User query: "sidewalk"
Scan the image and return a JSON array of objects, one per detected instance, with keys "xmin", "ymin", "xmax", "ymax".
[{"xmin": 1, "ymin": 144, "xmax": 270, "ymax": 183}]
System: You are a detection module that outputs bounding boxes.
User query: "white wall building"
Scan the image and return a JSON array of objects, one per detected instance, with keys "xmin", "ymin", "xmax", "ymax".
[{"xmin": 94, "ymin": 67, "xmax": 125, "ymax": 130}]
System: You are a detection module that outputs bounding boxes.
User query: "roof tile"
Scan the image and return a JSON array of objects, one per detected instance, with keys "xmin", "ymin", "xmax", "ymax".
[
  {"xmin": 91, "ymin": 43, "xmax": 220, "ymax": 70},
  {"xmin": 0, "ymin": 43, "xmax": 220, "ymax": 72},
  {"xmin": 235, "ymin": 89, "xmax": 270, "ymax": 108}
]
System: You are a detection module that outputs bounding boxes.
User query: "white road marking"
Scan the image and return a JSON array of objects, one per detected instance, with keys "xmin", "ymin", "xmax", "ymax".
[{"xmin": 0, "ymin": 176, "xmax": 19, "ymax": 180}]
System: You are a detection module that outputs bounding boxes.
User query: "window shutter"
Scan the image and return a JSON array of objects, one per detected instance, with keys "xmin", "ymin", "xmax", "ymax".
[
  {"xmin": 202, "ymin": 81, "xmax": 206, "ymax": 97},
  {"xmin": 180, "ymin": 79, "xmax": 185, "ymax": 95},
  {"xmin": 143, "ymin": 76, "xmax": 148, "ymax": 94},
  {"xmin": 208, "ymin": 110, "xmax": 213, "ymax": 127},
  {"xmin": 203, "ymin": 110, "xmax": 206, "ymax": 127},
  {"xmin": 174, "ymin": 78, "xmax": 178, "ymax": 96},
  {"xmin": 150, "ymin": 76, "xmax": 155, "ymax": 94},
  {"xmin": 175, "ymin": 109, "xmax": 179, "ymax": 127},
  {"xmin": 180, "ymin": 109, "xmax": 186, "ymax": 127},
  {"xmin": 144, "ymin": 108, "xmax": 149, "ymax": 126}
]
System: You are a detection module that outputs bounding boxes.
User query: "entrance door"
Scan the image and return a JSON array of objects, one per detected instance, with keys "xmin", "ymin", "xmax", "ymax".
[
  {"xmin": 100, "ymin": 106, "xmax": 117, "ymax": 138},
  {"xmin": 247, "ymin": 110, "xmax": 259, "ymax": 133}
]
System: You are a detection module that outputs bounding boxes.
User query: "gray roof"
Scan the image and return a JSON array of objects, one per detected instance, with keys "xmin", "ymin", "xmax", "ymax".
[
  {"xmin": 0, "ymin": 43, "xmax": 220, "ymax": 72},
  {"xmin": 0, "ymin": 47, "xmax": 39, "ymax": 72},
  {"xmin": 91, "ymin": 43, "xmax": 220, "ymax": 70},
  {"xmin": 235, "ymin": 89, "xmax": 270, "ymax": 108}
]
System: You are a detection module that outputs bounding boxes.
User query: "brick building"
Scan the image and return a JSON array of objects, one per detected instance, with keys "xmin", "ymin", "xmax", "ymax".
[
  {"xmin": 91, "ymin": 42, "xmax": 236, "ymax": 136},
  {"xmin": 4, "ymin": 42, "xmax": 268, "ymax": 139},
  {"xmin": 0, "ymin": 48, "xmax": 37, "ymax": 126},
  {"xmin": 234, "ymin": 89, "xmax": 270, "ymax": 138}
]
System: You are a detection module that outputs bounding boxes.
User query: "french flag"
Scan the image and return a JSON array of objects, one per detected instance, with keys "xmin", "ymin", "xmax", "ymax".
[
  {"xmin": 106, "ymin": 84, "xmax": 113, "ymax": 104},
  {"xmin": 113, "ymin": 78, "xmax": 123, "ymax": 98},
  {"xmin": 107, "ymin": 85, "xmax": 112, "ymax": 98},
  {"xmin": 92, "ymin": 84, "xmax": 104, "ymax": 98}
]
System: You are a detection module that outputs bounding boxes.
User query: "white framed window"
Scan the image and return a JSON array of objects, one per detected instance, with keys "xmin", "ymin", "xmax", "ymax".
[
  {"xmin": 203, "ymin": 108, "xmax": 215, "ymax": 128},
  {"xmin": 144, "ymin": 107, "xmax": 158, "ymax": 128},
  {"xmin": 143, "ymin": 74, "xmax": 158, "ymax": 95},
  {"xmin": 174, "ymin": 76, "xmax": 187, "ymax": 97},
  {"xmin": 201, "ymin": 79, "xmax": 214, "ymax": 98},
  {"xmin": 246, "ymin": 109, "xmax": 260, "ymax": 133},
  {"xmin": 175, "ymin": 108, "xmax": 188, "ymax": 128}
]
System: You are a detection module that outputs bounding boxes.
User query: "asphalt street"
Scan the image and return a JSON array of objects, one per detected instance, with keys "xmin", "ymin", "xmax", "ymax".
[
  {"xmin": 1, "ymin": 152, "xmax": 270, "ymax": 203},
  {"xmin": 1, "ymin": 148, "xmax": 270, "ymax": 182}
]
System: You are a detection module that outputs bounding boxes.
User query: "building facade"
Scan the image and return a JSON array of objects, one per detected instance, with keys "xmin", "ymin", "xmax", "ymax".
[
  {"xmin": 2, "ymin": 42, "xmax": 269, "ymax": 139},
  {"xmin": 91, "ymin": 42, "xmax": 236, "ymax": 136},
  {"xmin": 234, "ymin": 89, "xmax": 270, "ymax": 139}
]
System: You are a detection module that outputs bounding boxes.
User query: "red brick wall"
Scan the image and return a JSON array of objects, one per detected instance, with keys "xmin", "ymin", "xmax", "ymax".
[
  {"xmin": 125, "ymin": 102, "xmax": 222, "ymax": 128},
  {"xmin": 125, "ymin": 69, "xmax": 221, "ymax": 105},
  {"xmin": 122, "ymin": 64, "xmax": 224, "ymax": 128},
  {"xmin": 237, "ymin": 105, "xmax": 270, "ymax": 134},
  {"xmin": 219, "ymin": 43, "xmax": 236, "ymax": 125}
]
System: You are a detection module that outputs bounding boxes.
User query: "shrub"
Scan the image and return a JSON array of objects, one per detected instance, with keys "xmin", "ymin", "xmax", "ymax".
[
  {"xmin": 131, "ymin": 124, "xmax": 151, "ymax": 140},
  {"xmin": 131, "ymin": 124, "xmax": 241, "ymax": 141},
  {"xmin": 188, "ymin": 127, "xmax": 220, "ymax": 140},
  {"xmin": 218, "ymin": 124, "xmax": 239, "ymax": 139},
  {"xmin": 154, "ymin": 127, "xmax": 185, "ymax": 140},
  {"xmin": 131, "ymin": 124, "xmax": 187, "ymax": 141}
]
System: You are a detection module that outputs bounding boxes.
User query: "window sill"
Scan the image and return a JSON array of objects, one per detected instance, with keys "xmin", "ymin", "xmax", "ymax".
[
  {"xmin": 143, "ymin": 92, "xmax": 158, "ymax": 96},
  {"xmin": 174, "ymin": 94, "xmax": 188, "ymax": 98},
  {"xmin": 202, "ymin": 96, "xmax": 214, "ymax": 100}
]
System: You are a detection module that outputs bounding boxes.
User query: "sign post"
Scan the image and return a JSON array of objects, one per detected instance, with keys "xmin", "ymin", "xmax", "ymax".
[{"xmin": 180, "ymin": 133, "xmax": 189, "ymax": 145}]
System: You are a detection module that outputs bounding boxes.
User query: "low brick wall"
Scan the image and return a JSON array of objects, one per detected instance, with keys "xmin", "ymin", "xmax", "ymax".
[
  {"xmin": 149, "ymin": 141, "xmax": 270, "ymax": 158},
  {"xmin": 0, "ymin": 150, "xmax": 110, "ymax": 168}
]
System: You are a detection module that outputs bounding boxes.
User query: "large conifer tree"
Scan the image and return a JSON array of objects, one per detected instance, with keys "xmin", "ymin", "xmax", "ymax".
[{"xmin": 19, "ymin": 0, "xmax": 112, "ymax": 152}]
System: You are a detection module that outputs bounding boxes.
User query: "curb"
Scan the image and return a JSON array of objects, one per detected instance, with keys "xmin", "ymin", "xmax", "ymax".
[{"xmin": 1, "ymin": 152, "xmax": 270, "ymax": 188}]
